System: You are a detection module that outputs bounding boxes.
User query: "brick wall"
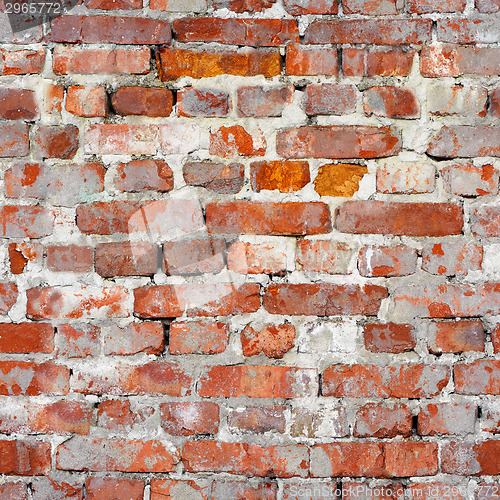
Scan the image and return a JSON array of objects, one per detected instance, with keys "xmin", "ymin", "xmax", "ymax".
[{"xmin": 0, "ymin": 0, "xmax": 499, "ymax": 498}]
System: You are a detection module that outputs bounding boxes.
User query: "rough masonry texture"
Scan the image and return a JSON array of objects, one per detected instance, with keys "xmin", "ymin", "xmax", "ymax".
[{"xmin": 0, "ymin": 0, "xmax": 499, "ymax": 499}]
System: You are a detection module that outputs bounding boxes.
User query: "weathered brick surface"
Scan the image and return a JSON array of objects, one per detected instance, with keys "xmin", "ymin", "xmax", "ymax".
[
  {"xmin": 277, "ymin": 126, "xmax": 401, "ymax": 159},
  {"xmin": 322, "ymin": 364, "xmax": 450, "ymax": 398},
  {"xmin": 336, "ymin": 201, "xmax": 463, "ymax": 236},
  {"xmin": 0, "ymin": 0, "xmax": 498, "ymax": 489}
]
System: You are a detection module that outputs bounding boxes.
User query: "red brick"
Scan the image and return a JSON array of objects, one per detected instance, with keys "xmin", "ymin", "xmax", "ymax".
[
  {"xmin": 49, "ymin": 15, "xmax": 170, "ymax": 44},
  {"xmin": 76, "ymin": 201, "xmax": 140, "ymax": 235},
  {"xmin": 358, "ymin": 246, "xmax": 418, "ymax": 277},
  {"xmin": 178, "ymin": 88, "xmax": 229, "ymax": 117},
  {"xmin": 150, "ymin": 480, "xmax": 211, "ymax": 500},
  {"xmin": 53, "ymin": 46, "xmax": 150, "ymax": 74},
  {"xmin": 241, "ymin": 323, "xmax": 296, "ymax": 358},
  {"xmin": 163, "ymin": 238, "xmax": 225, "ymax": 275},
  {"xmin": 56, "ymin": 437, "xmax": 179, "ymax": 472},
  {"xmin": 442, "ymin": 163, "xmax": 498, "ymax": 196},
  {"xmin": 264, "ymin": 284, "xmax": 387, "ymax": 316},
  {"xmin": 392, "ymin": 283, "xmax": 500, "ymax": 318},
  {"xmin": 364, "ymin": 86, "xmax": 419, "ymax": 118},
  {"xmin": 283, "ymin": 0, "xmax": 337, "ymax": 14},
  {"xmin": 210, "ymin": 125, "xmax": 266, "ymax": 158},
  {"xmin": 183, "ymin": 161, "xmax": 244, "ymax": 194},
  {"xmin": 134, "ymin": 283, "xmax": 260, "ymax": 318},
  {"xmin": 491, "ymin": 88, "xmax": 500, "ymax": 116},
  {"xmin": 46, "ymin": 245, "xmax": 93, "ymax": 273},
  {"xmin": 277, "ymin": 126, "xmax": 400, "ymax": 159},
  {"xmin": 437, "ymin": 18, "xmax": 499, "ymax": 44},
  {"xmin": 305, "ymin": 84, "xmax": 356, "ymax": 116},
  {"xmin": 354, "ymin": 403, "xmax": 412, "ymax": 438},
  {"xmin": 85, "ymin": 0, "xmax": 142, "ymax": 7},
  {"xmin": 0, "ymin": 88, "xmax": 38, "ymax": 120},
  {"xmin": 0, "ymin": 123, "xmax": 29, "ymax": 157},
  {"xmin": 0, "ymin": 323, "xmax": 53, "ymax": 353},
  {"xmin": 418, "ymin": 403, "xmax": 477, "ymax": 435},
  {"xmin": 27, "ymin": 286, "xmax": 129, "ymax": 319},
  {"xmin": 95, "ymin": 242, "xmax": 158, "ymax": 277},
  {"xmin": 111, "ymin": 87, "xmax": 173, "ymax": 117},
  {"xmin": 377, "ymin": 160, "xmax": 435, "ymax": 194},
  {"xmin": 455, "ymin": 360, "xmax": 500, "ymax": 395},
  {"xmin": 97, "ymin": 400, "xmax": 153, "ymax": 431},
  {"xmin": 364, "ymin": 323, "xmax": 415, "ymax": 353},
  {"xmin": 212, "ymin": 0, "xmax": 275, "ymax": 11},
  {"xmin": 0, "ymin": 206, "xmax": 54, "ymax": 239},
  {"xmin": 43, "ymin": 84, "xmax": 63, "ymax": 118},
  {"xmin": 35, "ymin": 125, "xmax": 78, "ymax": 159},
  {"xmin": 206, "ymin": 201, "xmax": 331, "ymax": 235},
  {"xmin": 115, "ymin": 159, "xmax": 173, "ymax": 192},
  {"xmin": 305, "ymin": 19, "xmax": 431, "ymax": 45},
  {"xmin": 0, "ymin": 483, "xmax": 27, "ymax": 499},
  {"xmin": 310, "ymin": 443, "xmax": 384, "ymax": 477},
  {"xmin": 66, "ymin": 86, "xmax": 107, "ymax": 117},
  {"xmin": 104, "ymin": 322, "xmax": 164, "ymax": 355},
  {"xmin": 343, "ymin": 48, "xmax": 415, "ymax": 77},
  {"xmin": 169, "ymin": 321, "xmax": 229, "ymax": 354},
  {"xmin": 183, "ymin": 441, "xmax": 309, "ymax": 477},
  {"xmin": 422, "ymin": 242, "xmax": 482, "ymax": 277},
  {"xmin": 227, "ymin": 242, "xmax": 287, "ymax": 274},
  {"xmin": 5, "ymin": 162, "xmax": 105, "ymax": 206},
  {"xmin": 161, "ymin": 402, "xmax": 219, "ymax": 435},
  {"xmin": 344, "ymin": 0, "xmax": 400, "ymax": 13},
  {"xmin": 174, "ymin": 18, "xmax": 298, "ymax": 46},
  {"xmin": 157, "ymin": 47, "xmax": 281, "ymax": 80},
  {"xmin": 471, "ymin": 206, "xmax": 500, "ymax": 236},
  {"xmin": 291, "ymin": 404, "xmax": 348, "ymax": 439},
  {"xmin": 77, "ymin": 199, "xmax": 204, "ymax": 235},
  {"xmin": 214, "ymin": 481, "xmax": 277, "ymax": 500},
  {"xmin": 31, "ymin": 478, "xmax": 84, "ymax": 500},
  {"xmin": 409, "ymin": 0, "xmax": 465, "ymax": 11},
  {"xmin": 314, "ymin": 163, "xmax": 368, "ymax": 197},
  {"xmin": 296, "ymin": 240, "xmax": 352, "ymax": 274},
  {"xmin": 85, "ymin": 478, "xmax": 144, "ymax": 500},
  {"xmin": 0, "ymin": 440, "xmax": 50, "ymax": 475},
  {"xmin": 428, "ymin": 126, "xmax": 500, "ymax": 158},
  {"xmin": 286, "ymin": 45, "xmax": 337, "ymax": 76},
  {"xmin": 428, "ymin": 85, "xmax": 487, "ymax": 117},
  {"xmin": 0, "ymin": 283, "xmax": 18, "ymax": 314},
  {"xmin": 384, "ymin": 442, "xmax": 438, "ymax": 477},
  {"xmin": 251, "ymin": 160, "xmax": 310, "ymax": 192},
  {"xmin": 322, "ymin": 364, "xmax": 450, "ymax": 398},
  {"xmin": 237, "ymin": 85, "xmax": 293, "ymax": 117},
  {"xmin": 0, "ymin": 361, "xmax": 69, "ymax": 395},
  {"xmin": 482, "ymin": 407, "xmax": 500, "ymax": 432},
  {"xmin": 0, "ymin": 48, "xmax": 45, "ymax": 75},
  {"xmin": 492, "ymin": 324, "xmax": 500, "ymax": 355},
  {"xmin": 0, "ymin": 401, "xmax": 92, "ymax": 435},
  {"xmin": 73, "ymin": 361, "xmax": 192, "ymax": 395},
  {"xmin": 336, "ymin": 201, "xmax": 463, "ymax": 236},
  {"xmin": 477, "ymin": 0, "xmax": 500, "ymax": 11},
  {"xmin": 228, "ymin": 406, "xmax": 286, "ymax": 433},
  {"xmin": 199, "ymin": 365, "xmax": 316, "ymax": 398},
  {"xmin": 8, "ymin": 242, "xmax": 42, "ymax": 274},
  {"xmin": 442, "ymin": 440, "xmax": 500, "ymax": 475},
  {"xmin": 421, "ymin": 45, "xmax": 500, "ymax": 76},
  {"xmin": 85, "ymin": 124, "xmax": 157, "ymax": 155},
  {"xmin": 57, "ymin": 323, "xmax": 100, "ymax": 358}
]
